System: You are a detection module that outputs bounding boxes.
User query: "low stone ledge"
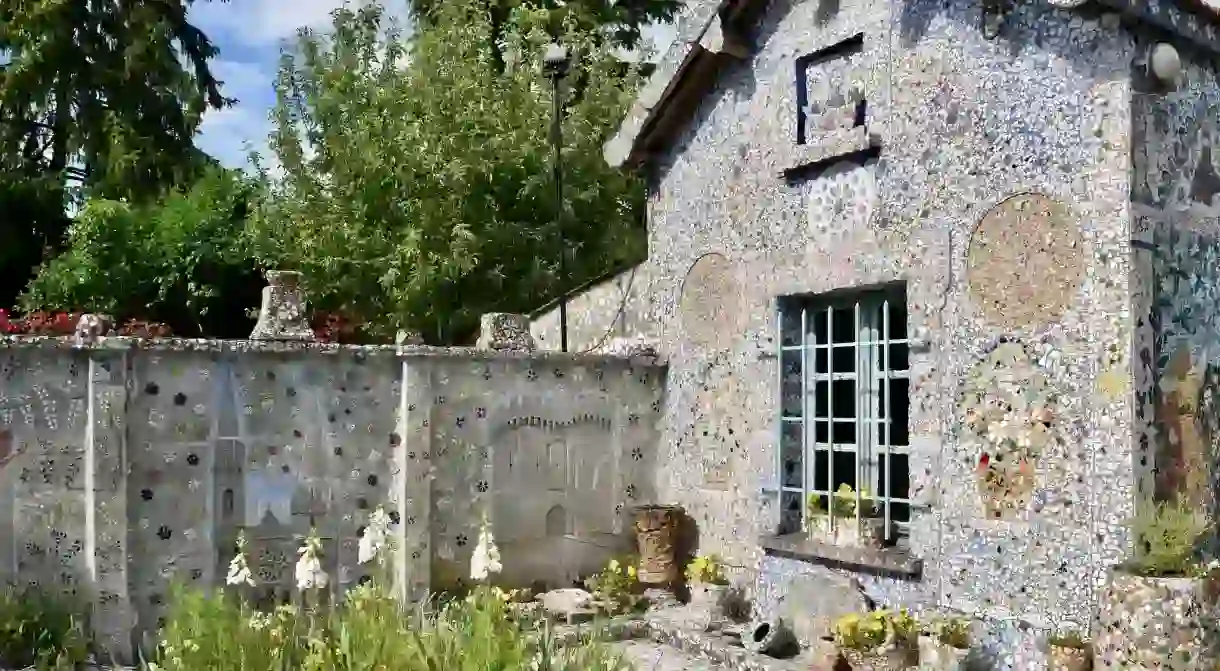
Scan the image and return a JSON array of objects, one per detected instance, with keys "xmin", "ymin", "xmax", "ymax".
[{"xmin": 759, "ymin": 533, "xmax": 922, "ymax": 579}]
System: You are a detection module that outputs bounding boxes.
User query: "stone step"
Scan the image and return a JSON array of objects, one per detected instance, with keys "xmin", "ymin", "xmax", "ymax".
[{"xmin": 612, "ymin": 640, "xmax": 731, "ymax": 671}]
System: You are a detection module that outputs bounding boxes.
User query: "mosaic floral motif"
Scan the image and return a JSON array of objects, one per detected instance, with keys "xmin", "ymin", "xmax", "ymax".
[{"xmin": 960, "ymin": 340, "xmax": 1061, "ymax": 520}]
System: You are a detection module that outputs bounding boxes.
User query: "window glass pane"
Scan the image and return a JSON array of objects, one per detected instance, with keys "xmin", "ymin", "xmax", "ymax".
[
  {"xmin": 887, "ymin": 301, "xmax": 907, "ymax": 340},
  {"xmin": 781, "ymin": 351, "xmax": 803, "ymax": 417},
  {"xmin": 832, "ymin": 345, "xmax": 856, "ymax": 373},
  {"xmin": 887, "ymin": 342, "xmax": 909, "ymax": 372},
  {"xmin": 781, "ymin": 421, "xmax": 803, "ymax": 488},
  {"xmin": 814, "ymin": 420, "xmax": 829, "ymax": 444},
  {"xmin": 780, "ymin": 491, "xmax": 803, "ymax": 534},
  {"xmin": 831, "ymin": 449, "xmax": 858, "ymax": 491},
  {"xmin": 780, "ymin": 305, "xmax": 803, "ymax": 347},
  {"xmin": 814, "ymin": 380, "xmax": 828, "ymax": 417},
  {"xmin": 887, "ymin": 378, "xmax": 910, "ymax": 447},
  {"xmin": 814, "ymin": 307, "xmax": 828, "ymax": 343},
  {"xmin": 831, "ymin": 421, "xmax": 855, "ymax": 445},
  {"xmin": 831, "ymin": 379, "xmax": 855, "ymax": 419},
  {"xmin": 878, "ymin": 453, "xmax": 911, "ymax": 522},
  {"xmin": 831, "ymin": 306, "xmax": 855, "ymax": 343},
  {"xmin": 814, "ymin": 346, "xmax": 828, "ymax": 374}
]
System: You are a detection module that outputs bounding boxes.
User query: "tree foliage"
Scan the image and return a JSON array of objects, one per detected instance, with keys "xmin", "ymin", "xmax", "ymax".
[
  {"xmin": 411, "ymin": 0, "xmax": 682, "ymax": 57},
  {"xmin": 248, "ymin": 0, "xmax": 648, "ymax": 344},
  {"xmin": 21, "ymin": 166, "xmax": 262, "ymax": 338},
  {"xmin": 0, "ymin": 0, "xmax": 230, "ymax": 201}
]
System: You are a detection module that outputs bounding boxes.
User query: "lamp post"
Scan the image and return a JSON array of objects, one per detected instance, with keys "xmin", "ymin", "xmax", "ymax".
[{"xmin": 543, "ymin": 42, "xmax": 571, "ymax": 352}]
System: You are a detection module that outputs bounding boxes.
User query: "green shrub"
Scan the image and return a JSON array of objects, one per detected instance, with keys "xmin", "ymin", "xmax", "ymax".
[
  {"xmin": 0, "ymin": 585, "xmax": 90, "ymax": 670},
  {"xmin": 1127, "ymin": 500, "xmax": 1210, "ymax": 577}
]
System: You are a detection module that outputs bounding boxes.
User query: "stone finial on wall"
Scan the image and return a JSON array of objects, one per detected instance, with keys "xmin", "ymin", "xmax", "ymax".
[
  {"xmin": 250, "ymin": 270, "xmax": 316, "ymax": 342},
  {"xmin": 395, "ymin": 330, "xmax": 424, "ymax": 346},
  {"xmin": 73, "ymin": 313, "xmax": 113, "ymax": 346},
  {"xmin": 476, "ymin": 313, "xmax": 536, "ymax": 351}
]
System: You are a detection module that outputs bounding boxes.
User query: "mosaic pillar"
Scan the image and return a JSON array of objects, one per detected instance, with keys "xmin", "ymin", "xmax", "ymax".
[
  {"xmin": 391, "ymin": 357, "xmax": 431, "ymax": 601},
  {"xmin": 1095, "ymin": 571, "xmax": 1220, "ymax": 670},
  {"xmin": 86, "ymin": 352, "xmax": 133, "ymax": 661}
]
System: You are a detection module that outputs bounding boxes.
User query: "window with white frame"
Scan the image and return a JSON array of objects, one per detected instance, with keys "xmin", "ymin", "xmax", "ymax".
[{"xmin": 776, "ymin": 285, "xmax": 911, "ymax": 543}]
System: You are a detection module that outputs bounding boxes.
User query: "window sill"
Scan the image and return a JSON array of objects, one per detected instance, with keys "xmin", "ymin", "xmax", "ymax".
[
  {"xmin": 759, "ymin": 533, "xmax": 922, "ymax": 580},
  {"xmin": 781, "ymin": 126, "xmax": 880, "ymax": 179}
]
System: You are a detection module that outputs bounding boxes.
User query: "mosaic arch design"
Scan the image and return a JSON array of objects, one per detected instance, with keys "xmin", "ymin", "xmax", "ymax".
[{"xmin": 679, "ymin": 252, "xmax": 741, "ymax": 351}]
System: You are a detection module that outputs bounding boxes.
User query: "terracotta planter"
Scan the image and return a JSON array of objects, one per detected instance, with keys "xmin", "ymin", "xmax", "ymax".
[
  {"xmin": 632, "ymin": 504, "xmax": 681, "ymax": 585},
  {"xmin": 918, "ymin": 636, "xmax": 969, "ymax": 671},
  {"xmin": 1095, "ymin": 570, "xmax": 1219, "ymax": 670},
  {"xmin": 1048, "ymin": 645, "xmax": 1091, "ymax": 671},
  {"xmin": 841, "ymin": 643, "xmax": 919, "ymax": 670}
]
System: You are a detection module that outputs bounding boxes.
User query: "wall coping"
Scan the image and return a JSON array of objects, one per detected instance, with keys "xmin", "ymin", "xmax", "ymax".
[{"xmin": 0, "ymin": 335, "xmax": 668, "ymax": 367}]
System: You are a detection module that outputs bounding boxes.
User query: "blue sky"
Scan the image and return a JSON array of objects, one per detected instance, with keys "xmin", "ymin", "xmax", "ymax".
[
  {"xmin": 189, "ymin": 1, "xmax": 675, "ymax": 170},
  {"xmin": 188, "ymin": 0, "xmax": 412, "ymax": 169}
]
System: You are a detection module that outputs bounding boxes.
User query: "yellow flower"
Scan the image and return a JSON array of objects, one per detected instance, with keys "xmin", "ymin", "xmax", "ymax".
[
  {"xmin": 627, "ymin": 565, "xmax": 637, "ymax": 579},
  {"xmin": 608, "ymin": 559, "xmax": 620, "ymax": 572}
]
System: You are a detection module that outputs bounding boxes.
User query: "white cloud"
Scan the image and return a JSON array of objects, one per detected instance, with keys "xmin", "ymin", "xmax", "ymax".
[{"xmin": 191, "ymin": 0, "xmax": 411, "ymax": 48}]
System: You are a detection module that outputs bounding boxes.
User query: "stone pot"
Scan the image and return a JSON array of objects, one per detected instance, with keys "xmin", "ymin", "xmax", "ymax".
[
  {"xmin": 688, "ymin": 583, "xmax": 728, "ymax": 612},
  {"xmin": 919, "ymin": 635, "xmax": 969, "ymax": 671},
  {"xmin": 686, "ymin": 583, "xmax": 729, "ymax": 632},
  {"xmin": 1094, "ymin": 569, "xmax": 1220, "ymax": 670},
  {"xmin": 841, "ymin": 642, "xmax": 919, "ymax": 670},
  {"xmin": 632, "ymin": 504, "xmax": 681, "ymax": 586},
  {"xmin": 808, "ymin": 515, "xmax": 834, "ymax": 543},
  {"xmin": 1048, "ymin": 644, "xmax": 1091, "ymax": 671}
]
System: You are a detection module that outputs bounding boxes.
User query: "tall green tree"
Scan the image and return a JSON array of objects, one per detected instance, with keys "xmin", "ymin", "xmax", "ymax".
[
  {"xmin": 0, "ymin": 0, "xmax": 230, "ymax": 201},
  {"xmin": 248, "ymin": 0, "xmax": 648, "ymax": 344}
]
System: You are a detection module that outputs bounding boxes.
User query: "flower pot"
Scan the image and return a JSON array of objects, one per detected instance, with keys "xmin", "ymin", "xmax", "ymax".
[
  {"xmin": 1048, "ymin": 644, "xmax": 1091, "ymax": 671},
  {"xmin": 919, "ymin": 635, "xmax": 969, "ymax": 671},
  {"xmin": 1095, "ymin": 569, "xmax": 1217, "ymax": 670},
  {"xmin": 841, "ymin": 643, "xmax": 919, "ymax": 670},
  {"xmin": 808, "ymin": 515, "xmax": 834, "ymax": 543},
  {"xmin": 632, "ymin": 504, "xmax": 681, "ymax": 586}
]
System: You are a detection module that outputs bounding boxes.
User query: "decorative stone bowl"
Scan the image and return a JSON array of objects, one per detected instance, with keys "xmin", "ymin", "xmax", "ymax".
[
  {"xmin": 686, "ymin": 583, "xmax": 728, "ymax": 631},
  {"xmin": 1094, "ymin": 570, "xmax": 1220, "ymax": 670}
]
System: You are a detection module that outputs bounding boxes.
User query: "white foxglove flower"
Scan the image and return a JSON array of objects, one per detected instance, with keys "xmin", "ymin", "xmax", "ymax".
[
  {"xmin": 358, "ymin": 506, "xmax": 390, "ymax": 564},
  {"xmin": 295, "ymin": 533, "xmax": 328, "ymax": 591},
  {"xmin": 225, "ymin": 532, "xmax": 256, "ymax": 587},
  {"xmin": 469, "ymin": 516, "xmax": 502, "ymax": 582}
]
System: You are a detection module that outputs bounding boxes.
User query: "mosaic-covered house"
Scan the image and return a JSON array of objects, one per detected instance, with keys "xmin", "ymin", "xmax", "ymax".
[{"xmin": 532, "ymin": 0, "xmax": 1220, "ymax": 665}]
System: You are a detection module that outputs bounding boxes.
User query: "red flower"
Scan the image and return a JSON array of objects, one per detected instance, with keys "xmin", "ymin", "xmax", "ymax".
[{"xmin": 977, "ymin": 452, "xmax": 991, "ymax": 472}]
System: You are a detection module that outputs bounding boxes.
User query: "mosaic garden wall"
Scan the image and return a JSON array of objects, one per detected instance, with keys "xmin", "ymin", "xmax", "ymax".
[{"xmin": 0, "ymin": 339, "xmax": 663, "ymax": 658}]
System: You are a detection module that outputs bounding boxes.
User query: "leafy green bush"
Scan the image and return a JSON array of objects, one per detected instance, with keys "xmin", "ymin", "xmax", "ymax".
[
  {"xmin": 21, "ymin": 166, "xmax": 262, "ymax": 338},
  {"xmin": 1127, "ymin": 500, "xmax": 1210, "ymax": 577},
  {"xmin": 0, "ymin": 585, "xmax": 90, "ymax": 670}
]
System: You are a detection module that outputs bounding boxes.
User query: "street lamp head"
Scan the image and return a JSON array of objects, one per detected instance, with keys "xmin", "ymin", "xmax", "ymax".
[{"xmin": 542, "ymin": 43, "xmax": 570, "ymax": 78}]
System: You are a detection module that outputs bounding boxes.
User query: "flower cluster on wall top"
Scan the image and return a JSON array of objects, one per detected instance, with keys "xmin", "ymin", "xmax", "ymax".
[{"xmin": 960, "ymin": 339, "xmax": 1061, "ymax": 520}]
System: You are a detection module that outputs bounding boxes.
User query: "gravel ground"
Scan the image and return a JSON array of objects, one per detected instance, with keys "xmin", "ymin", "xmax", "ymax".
[{"xmin": 611, "ymin": 640, "xmax": 729, "ymax": 671}]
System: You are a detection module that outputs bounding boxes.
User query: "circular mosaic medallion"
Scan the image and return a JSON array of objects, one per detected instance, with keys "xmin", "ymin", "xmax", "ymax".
[
  {"xmin": 679, "ymin": 253, "xmax": 740, "ymax": 350},
  {"xmin": 966, "ymin": 193, "xmax": 1084, "ymax": 330}
]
